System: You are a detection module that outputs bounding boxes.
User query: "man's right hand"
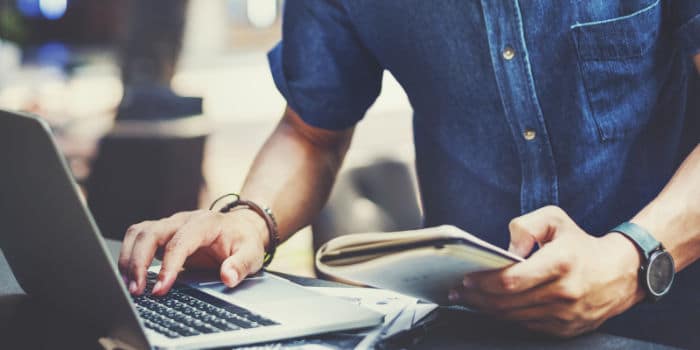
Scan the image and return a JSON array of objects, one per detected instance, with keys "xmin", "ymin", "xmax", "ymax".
[
  {"xmin": 116, "ymin": 106, "xmax": 354, "ymax": 297},
  {"xmin": 118, "ymin": 208, "xmax": 269, "ymax": 296}
]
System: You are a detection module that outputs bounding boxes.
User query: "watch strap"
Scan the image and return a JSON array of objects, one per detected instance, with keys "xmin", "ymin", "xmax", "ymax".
[{"xmin": 610, "ymin": 222, "xmax": 660, "ymax": 259}]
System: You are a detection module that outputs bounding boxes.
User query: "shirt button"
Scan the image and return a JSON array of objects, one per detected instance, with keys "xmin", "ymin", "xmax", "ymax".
[
  {"xmin": 502, "ymin": 46, "xmax": 516, "ymax": 60},
  {"xmin": 523, "ymin": 129, "xmax": 536, "ymax": 141}
]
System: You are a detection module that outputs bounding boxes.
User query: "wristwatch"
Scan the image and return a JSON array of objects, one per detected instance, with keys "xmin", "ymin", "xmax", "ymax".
[{"xmin": 611, "ymin": 222, "xmax": 675, "ymax": 302}]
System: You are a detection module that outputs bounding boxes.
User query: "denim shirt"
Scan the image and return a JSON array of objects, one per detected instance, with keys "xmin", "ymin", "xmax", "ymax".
[
  {"xmin": 269, "ymin": 0, "xmax": 700, "ymax": 347},
  {"xmin": 268, "ymin": 1, "xmax": 700, "ymax": 343},
  {"xmin": 269, "ymin": 0, "xmax": 700, "ymax": 249}
]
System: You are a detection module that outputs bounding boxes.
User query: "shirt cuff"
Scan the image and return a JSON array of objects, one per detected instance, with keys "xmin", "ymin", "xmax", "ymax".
[{"xmin": 267, "ymin": 44, "xmax": 367, "ymax": 131}]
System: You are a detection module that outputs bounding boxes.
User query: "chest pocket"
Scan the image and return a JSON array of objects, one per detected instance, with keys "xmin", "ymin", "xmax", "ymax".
[{"xmin": 571, "ymin": 0, "xmax": 677, "ymax": 141}]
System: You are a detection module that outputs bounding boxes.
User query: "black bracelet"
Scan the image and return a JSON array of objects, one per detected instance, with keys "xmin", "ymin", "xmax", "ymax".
[
  {"xmin": 209, "ymin": 193, "xmax": 280, "ymax": 267},
  {"xmin": 209, "ymin": 193, "xmax": 240, "ymax": 211}
]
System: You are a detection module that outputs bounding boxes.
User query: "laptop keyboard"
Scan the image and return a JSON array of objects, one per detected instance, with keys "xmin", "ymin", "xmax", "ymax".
[{"xmin": 132, "ymin": 272, "xmax": 278, "ymax": 338}]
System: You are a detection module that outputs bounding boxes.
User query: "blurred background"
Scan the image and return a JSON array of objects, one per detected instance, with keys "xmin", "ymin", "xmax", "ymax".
[{"xmin": 0, "ymin": 0, "xmax": 417, "ymax": 277}]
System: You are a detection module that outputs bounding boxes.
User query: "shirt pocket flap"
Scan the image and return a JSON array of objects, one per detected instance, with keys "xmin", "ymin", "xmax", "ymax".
[{"xmin": 572, "ymin": 0, "xmax": 662, "ymax": 61}]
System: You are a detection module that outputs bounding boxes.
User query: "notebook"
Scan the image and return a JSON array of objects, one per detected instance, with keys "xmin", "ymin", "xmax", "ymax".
[{"xmin": 316, "ymin": 225, "xmax": 524, "ymax": 304}]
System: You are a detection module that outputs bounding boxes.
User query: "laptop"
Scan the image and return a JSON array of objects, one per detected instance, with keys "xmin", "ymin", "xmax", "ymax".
[{"xmin": 0, "ymin": 110, "xmax": 383, "ymax": 349}]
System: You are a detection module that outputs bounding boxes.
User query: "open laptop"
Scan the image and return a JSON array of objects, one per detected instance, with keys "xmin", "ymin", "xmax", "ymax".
[{"xmin": 0, "ymin": 110, "xmax": 383, "ymax": 349}]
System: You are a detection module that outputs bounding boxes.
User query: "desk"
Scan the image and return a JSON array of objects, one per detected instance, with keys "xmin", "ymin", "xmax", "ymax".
[{"xmin": 0, "ymin": 240, "xmax": 679, "ymax": 349}]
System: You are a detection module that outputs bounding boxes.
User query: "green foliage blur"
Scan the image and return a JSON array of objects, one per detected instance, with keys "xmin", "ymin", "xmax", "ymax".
[{"xmin": 0, "ymin": 4, "xmax": 28, "ymax": 44}]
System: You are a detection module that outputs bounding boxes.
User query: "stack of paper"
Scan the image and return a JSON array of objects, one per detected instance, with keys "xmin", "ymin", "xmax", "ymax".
[
  {"xmin": 233, "ymin": 287, "xmax": 438, "ymax": 350},
  {"xmin": 308, "ymin": 287, "xmax": 438, "ymax": 349}
]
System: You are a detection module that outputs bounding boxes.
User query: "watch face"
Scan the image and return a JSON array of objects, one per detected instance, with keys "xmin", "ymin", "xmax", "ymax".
[{"xmin": 646, "ymin": 251, "xmax": 675, "ymax": 297}]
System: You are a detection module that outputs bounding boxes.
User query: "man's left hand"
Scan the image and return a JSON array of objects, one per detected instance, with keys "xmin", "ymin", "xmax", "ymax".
[{"xmin": 450, "ymin": 206, "xmax": 646, "ymax": 337}]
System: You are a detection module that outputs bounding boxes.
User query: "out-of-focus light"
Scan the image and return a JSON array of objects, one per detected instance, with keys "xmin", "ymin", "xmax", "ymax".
[
  {"xmin": 16, "ymin": 0, "xmax": 41, "ymax": 18},
  {"xmin": 246, "ymin": 0, "xmax": 277, "ymax": 28},
  {"xmin": 67, "ymin": 72, "xmax": 124, "ymax": 117},
  {"xmin": 36, "ymin": 42, "xmax": 70, "ymax": 67},
  {"xmin": 39, "ymin": 0, "xmax": 67, "ymax": 20}
]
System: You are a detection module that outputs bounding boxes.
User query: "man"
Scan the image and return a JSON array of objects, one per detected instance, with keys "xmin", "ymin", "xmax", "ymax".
[{"xmin": 119, "ymin": 0, "xmax": 700, "ymax": 346}]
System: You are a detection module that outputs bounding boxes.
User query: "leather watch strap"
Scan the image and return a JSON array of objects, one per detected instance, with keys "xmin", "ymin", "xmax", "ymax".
[{"xmin": 610, "ymin": 222, "xmax": 660, "ymax": 259}]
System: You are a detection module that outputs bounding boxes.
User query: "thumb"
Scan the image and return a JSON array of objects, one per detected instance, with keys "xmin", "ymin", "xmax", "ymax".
[
  {"xmin": 507, "ymin": 205, "xmax": 571, "ymax": 257},
  {"xmin": 220, "ymin": 246, "xmax": 264, "ymax": 288}
]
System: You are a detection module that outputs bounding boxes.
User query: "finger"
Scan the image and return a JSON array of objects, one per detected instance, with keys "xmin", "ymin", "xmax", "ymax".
[
  {"xmin": 153, "ymin": 218, "xmax": 216, "ymax": 296},
  {"xmin": 128, "ymin": 230, "xmax": 160, "ymax": 295},
  {"xmin": 120, "ymin": 213, "xmax": 190, "ymax": 283},
  {"xmin": 456, "ymin": 280, "xmax": 562, "ymax": 311},
  {"xmin": 126, "ymin": 214, "xmax": 191, "ymax": 294},
  {"xmin": 220, "ymin": 243, "xmax": 265, "ymax": 288},
  {"xmin": 152, "ymin": 212, "xmax": 193, "ymax": 260},
  {"xmin": 508, "ymin": 205, "xmax": 571, "ymax": 257},
  {"xmin": 119, "ymin": 222, "xmax": 148, "ymax": 281},
  {"xmin": 464, "ymin": 244, "xmax": 570, "ymax": 294}
]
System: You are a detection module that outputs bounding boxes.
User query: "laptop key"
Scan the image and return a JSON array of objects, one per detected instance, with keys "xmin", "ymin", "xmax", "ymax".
[
  {"xmin": 132, "ymin": 283, "xmax": 277, "ymax": 338},
  {"xmin": 166, "ymin": 330, "xmax": 180, "ymax": 338},
  {"xmin": 201, "ymin": 314, "xmax": 219, "ymax": 323},
  {"xmin": 201, "ymin": 324, "xmax": 221, "ymax": 333},
  {"xmin": 224, "ymin": 315, "xmax": 256, "ymax": 329},
  {"xmin": 183, "ymin": 327, "xmax": 201, "ymax": 337},
  {"xmin": 143, "ymin": 319, "xmax": 181, "ymax": 339}
]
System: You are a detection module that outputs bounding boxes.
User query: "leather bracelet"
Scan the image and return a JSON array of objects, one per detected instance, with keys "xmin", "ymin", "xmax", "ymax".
[{"xmin": 210, "ymin": 194, "xmax": 280, "ymax": 267}]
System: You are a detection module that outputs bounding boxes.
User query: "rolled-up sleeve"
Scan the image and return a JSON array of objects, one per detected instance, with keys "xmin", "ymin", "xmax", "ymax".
[
  {"xmin": 673, "ymin": 0, "xmax": 700, "ymax": 56},
  {"xmin": 268, "ymin": 0, "xmax": 384, "ymax": 130}
]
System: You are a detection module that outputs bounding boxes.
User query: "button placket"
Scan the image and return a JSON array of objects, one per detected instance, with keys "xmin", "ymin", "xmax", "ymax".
[{"xmin": 480, "ymin": 0, "xmax": 559, "ymax": 212}]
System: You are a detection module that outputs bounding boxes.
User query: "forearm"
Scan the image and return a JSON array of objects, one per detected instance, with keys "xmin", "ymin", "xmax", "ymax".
[
  {"xmin": 631, "ymin": 56, "xmax": 700, "ymax": 270},
  {"xmin": 631, "ymin": 145, "xmax": 700, "ymax": 270},
  {"xmin": 240, "ymin": 106, "xmax": 353, "ymax": 244}
]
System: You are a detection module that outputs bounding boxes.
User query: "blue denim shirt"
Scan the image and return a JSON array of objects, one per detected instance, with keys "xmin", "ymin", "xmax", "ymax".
[{"xmin": 269, "ymin": 0, "xmax": 700, "ymax": 249}]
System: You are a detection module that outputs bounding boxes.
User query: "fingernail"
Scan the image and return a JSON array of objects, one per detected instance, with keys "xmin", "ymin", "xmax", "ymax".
[
  {"xmin": 462, "ymin": 277, "xmax": 474, "ymax": 288},
  {"xmin": 129, "ymin": 280, "xmax": 138, "ymax": 294},
  {"xmin": 226, "ymin": 268, "xmax": 239, "ymax": 286},
  {"xmin": 152, "ymin": 281, "xmax": 162, "ymax": 294},
  {"xmin": 448, "ymin": 290, "xmax": 459, "ymax": 302}
]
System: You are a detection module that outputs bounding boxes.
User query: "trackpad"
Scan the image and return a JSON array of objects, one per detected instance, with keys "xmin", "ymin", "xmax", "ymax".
[{"xmin": 204, "ymin": 275, "xmax": 314, "ymax": 303}]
